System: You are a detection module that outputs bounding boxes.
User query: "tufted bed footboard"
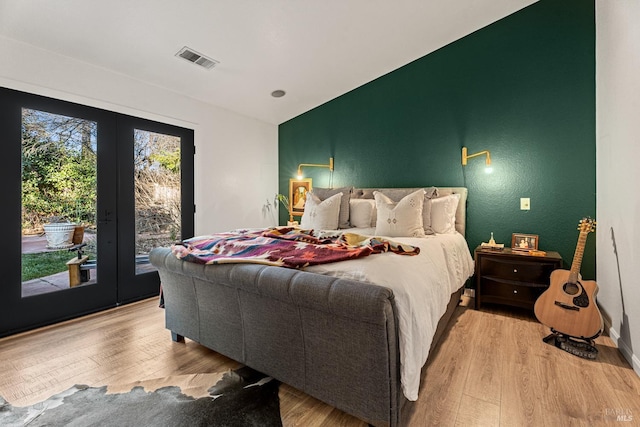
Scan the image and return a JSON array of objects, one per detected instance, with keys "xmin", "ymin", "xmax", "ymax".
[{"xmin": 150, "ymin": 247, "xmax": 462, "ymax": 426}]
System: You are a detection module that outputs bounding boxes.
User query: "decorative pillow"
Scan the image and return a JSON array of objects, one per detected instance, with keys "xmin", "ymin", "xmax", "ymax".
[
  {"xmin": 430, "ymin": 193, "xmax": 460, "ymax": 234},
  {"xmin": 300, "ymin": 192, "xmax": 343, "ymax": 230},
  {"xmin": 312, "ymin": 187, "xmax": 353, "ymax": 229},
  {"xmin": 354, "ymin": 187, "xmax": 438, "ymax": 234},
  {"xmin": 374, "ymin": 189, "xmax": 426, "ymax": 237},
  {"xmin": 349, "ymin": 199, "xmax": 376, "ymax": 228}
]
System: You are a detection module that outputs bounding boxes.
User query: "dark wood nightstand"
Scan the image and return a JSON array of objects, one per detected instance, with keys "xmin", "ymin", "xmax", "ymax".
[{"xmin": 474, "ymin": 247, "xmax": 563, "ymax": 311}]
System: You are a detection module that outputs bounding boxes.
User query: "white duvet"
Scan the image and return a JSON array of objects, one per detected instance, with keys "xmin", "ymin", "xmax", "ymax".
[{"xmin": 305, "ymin": 228, "xmax": 474, "ymax": 401}]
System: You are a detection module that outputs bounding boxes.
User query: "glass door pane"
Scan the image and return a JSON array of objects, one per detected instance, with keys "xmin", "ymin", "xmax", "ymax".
[
  {"xmin": 133, "ymin": 129, "xmax": 181, "ymax": 275},
  {"xmin": 21, "ymin": 109, "xmax": 98, "ymax": 297},
  {"xmin": 116, "ymin": 114, "xmax": 193, "ymax": 303}
]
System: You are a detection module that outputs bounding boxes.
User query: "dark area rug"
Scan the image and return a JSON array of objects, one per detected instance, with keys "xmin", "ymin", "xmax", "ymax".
[{"xmin": 0, "ymin": 366, "xmax": 282, "ymax": 427}]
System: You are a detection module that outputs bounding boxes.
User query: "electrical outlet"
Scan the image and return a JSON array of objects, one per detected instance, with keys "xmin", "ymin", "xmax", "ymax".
[{"xmin": 520, "ymin": 198, "xmax": 530, "ymax": 210}]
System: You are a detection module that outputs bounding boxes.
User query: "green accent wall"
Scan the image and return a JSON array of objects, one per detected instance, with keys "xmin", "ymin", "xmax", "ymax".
[{"xmin": 279, "ymin": 0, "xmax": 596, "ymax": 278}]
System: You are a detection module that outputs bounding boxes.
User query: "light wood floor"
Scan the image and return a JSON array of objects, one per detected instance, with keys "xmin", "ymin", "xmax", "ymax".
[{"xmin": 1, "ymin": 297, "xmax": 638, "ymax": 426}]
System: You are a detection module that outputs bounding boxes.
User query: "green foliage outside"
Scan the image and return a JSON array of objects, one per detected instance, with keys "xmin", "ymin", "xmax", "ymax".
[
  {"xmin": 22, "ymin": 251, "xmax": 71, "ymax": 281},
  {"xmin": 22, "ymin": 109, "xmax": 97, "ymax": 231},
  {"xmin": 133, "ymin": 130, "xmax": 182, "ymax": 252},
  {"xmin": 150, "ymin": 150, "xmax": 180, "ymax": 173},
  {"xmin": 20, "ymin": 110, "xmax": 181, "ymax": 284},
  {"xmin": 22, "ymin": 248, "xmax": 96, "ymax": 282}
]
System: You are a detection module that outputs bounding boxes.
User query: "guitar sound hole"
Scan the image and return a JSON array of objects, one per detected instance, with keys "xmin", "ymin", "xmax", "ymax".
[{"xmin": 563, "ymin": 282, "xmax": 580, "ymax": 295}]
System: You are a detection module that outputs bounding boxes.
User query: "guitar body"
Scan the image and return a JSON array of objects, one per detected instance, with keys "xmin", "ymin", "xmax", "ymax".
[{"xmin": 534, "ymin": 269, "xmax": 603, "ymax": 339}]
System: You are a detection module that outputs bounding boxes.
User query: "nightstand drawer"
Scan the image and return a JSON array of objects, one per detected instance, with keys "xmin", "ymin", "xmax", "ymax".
[
  {"xmin": 480, "ymin": 278, "xmax": 545, "ymax": 309},
  {"xmin": 480, "ymin": 257, "xmax": 556, "ymax": 284}
]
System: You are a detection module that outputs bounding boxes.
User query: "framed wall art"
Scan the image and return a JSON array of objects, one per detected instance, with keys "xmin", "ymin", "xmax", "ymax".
[
  {"xmin": 511, "ymin": 233, "xmax": 539, "ymax": 251},
  {"xmin": 289, "ymin": 178, "xmax": 312, "ymax": 217}
]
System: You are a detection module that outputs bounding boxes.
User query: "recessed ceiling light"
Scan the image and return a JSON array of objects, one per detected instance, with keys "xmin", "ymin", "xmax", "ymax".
[{"xmin": 271, "ymin": 90, "xmax": 286, "ymax": 98}]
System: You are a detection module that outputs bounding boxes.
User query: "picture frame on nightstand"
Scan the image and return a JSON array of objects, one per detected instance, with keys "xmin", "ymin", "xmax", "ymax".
[{"xmin": 511, "ymin": 233, "xmax": 539, "ymax": 251}]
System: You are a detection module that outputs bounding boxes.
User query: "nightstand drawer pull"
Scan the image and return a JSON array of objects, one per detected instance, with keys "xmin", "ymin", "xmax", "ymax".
[
  {"xmin": 513, "ymin": 269, "xmax": 518, "ymax": 273},
  {"xmin": 513, "ymin": 289, "xmax": 518, "ymax": 294}
]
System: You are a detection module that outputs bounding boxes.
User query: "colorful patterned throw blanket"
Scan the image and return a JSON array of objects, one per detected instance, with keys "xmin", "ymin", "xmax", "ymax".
[{"xmin": 171, "ymin": 227, "xmax": 420, "ymax": 269}]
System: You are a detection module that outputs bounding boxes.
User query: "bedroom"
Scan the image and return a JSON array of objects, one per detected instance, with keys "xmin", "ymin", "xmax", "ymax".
[{"xmin": 0, "ymin": 0, "xmax": 638, "ymax": 425}]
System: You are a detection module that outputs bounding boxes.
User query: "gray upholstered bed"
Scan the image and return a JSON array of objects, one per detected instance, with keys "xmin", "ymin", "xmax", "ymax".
[{"xmin": 149, "ymin": 187, "xmax": 470, "ymax": 427}]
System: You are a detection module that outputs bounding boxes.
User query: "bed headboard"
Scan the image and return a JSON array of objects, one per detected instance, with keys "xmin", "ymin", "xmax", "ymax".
[{"xmin": 350, "ymin": 187, "xmax": 468, "ymax": 236}]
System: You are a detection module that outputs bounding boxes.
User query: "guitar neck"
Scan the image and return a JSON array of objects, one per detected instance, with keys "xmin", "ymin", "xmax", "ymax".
[{"xmin": 569, "ymin": 231, "xmax": 588, "ymax": 283}]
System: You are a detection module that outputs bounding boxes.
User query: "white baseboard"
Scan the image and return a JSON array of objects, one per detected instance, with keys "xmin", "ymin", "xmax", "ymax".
[{"xmin": 606, "ymin": 323, "xmax": 640, "ymax": 378}]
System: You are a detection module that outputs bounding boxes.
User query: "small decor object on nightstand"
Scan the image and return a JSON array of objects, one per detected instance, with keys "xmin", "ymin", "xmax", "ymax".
[
  {"xmin": 511, "ymin": 233, "xmax": 538, "ymax": 251},
  {"xmin": 480, "ymin": 232, "xmax": 504, "ymax": 250}
]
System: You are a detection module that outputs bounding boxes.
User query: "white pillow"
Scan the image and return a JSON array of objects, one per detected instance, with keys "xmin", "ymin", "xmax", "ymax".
[
  {"xmin": 300, "ymin": 192, "xmax": 343, "ymax": 230},
  {"xmin": 349, "ymin": 199, "xmax": 376, "ymax": 228},
  {"xmin": 374, "ymin": 189, "xmax": 426, "ymax": 237},
  {"xmin": 430, "ymin": 193, "xmax": 460, "ymax": 234}
]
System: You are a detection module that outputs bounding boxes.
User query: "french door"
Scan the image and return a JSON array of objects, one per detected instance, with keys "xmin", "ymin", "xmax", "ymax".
[
  {"xmin": 0, "ymin": 88, "xmax": 194, "ymax": 337},
  {"xmin": 116, "ymin": 115, "xmax": 194, "ymax": 302}
]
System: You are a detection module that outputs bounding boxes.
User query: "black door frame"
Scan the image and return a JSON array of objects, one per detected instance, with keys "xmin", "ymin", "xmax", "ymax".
[
  {"xmin": 116, "ymin": 114, "xmax": 194, "ymax": 303},
  {"xmin": 0, "ymin": 87, "xmax": 194, "ymax": 337}
]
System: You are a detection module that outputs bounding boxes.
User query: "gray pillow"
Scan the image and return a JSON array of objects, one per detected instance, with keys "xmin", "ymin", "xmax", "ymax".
[{"xmin": 312, "ymin": 187, "xmax": 353, "ymax": 228}]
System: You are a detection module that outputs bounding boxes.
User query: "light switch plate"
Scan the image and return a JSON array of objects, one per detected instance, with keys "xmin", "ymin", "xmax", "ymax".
[{"xmin": 520, "ymin": 198, "xmax": 530, "ymax": 210}]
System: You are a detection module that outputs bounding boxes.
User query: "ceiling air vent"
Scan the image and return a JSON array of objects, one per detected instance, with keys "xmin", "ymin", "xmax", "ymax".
[{"xmin": 175, "ymin": 46, "xmax": 219, "ymax": 70}]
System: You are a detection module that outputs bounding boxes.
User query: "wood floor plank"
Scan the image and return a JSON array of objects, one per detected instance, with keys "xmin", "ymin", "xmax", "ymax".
[
  {"xmin": 318, "ymin": 408, "xmax": 368, "ymax": 427},
  {"xmin": 454, "ymin": 394, "xmax": 500, "ymax": 427},
  {"xmin": 280, "ymin": 390, "xmax": 341, "ymax": 426},
  {"xmin": 499, "ymin": 312, "xmax": 560, "ymax": 426},
  {"xmin": 462, "ymin": 309, "xmax": 505, "ymax": 406},
  {"xmin": 406, "ymin": 307, "xmax": 479, "ymax": 426}
]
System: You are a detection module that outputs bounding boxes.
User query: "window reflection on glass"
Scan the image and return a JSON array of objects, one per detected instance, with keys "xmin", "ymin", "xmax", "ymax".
[
  {"xmin": 21, "ymin": 108, "xmax": 97, "ymax": 297},
  {"xmin": 134, "ymin": 129, "xmax": 181, "ymax": 274}
]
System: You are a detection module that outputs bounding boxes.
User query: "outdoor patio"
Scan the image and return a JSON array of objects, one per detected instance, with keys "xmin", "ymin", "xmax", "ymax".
[{"xmin": 21, "ymin": 234, "xmax": 97, "ymax": 298}]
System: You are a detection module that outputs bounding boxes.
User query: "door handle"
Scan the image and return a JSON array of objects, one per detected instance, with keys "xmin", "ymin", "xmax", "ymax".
[{"xmin": 98, "ymin": 209, "xmax": 114, "ymax": 224}]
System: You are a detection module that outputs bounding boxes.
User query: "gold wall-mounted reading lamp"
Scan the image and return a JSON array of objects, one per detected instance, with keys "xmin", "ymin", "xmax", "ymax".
[
  {"xmin": 296, "ymin": 157, "xmax": 334, "ymax": 179},
  {"xmin": 462, "ymin": 147, "xmax": 492, "ymax": 173}
]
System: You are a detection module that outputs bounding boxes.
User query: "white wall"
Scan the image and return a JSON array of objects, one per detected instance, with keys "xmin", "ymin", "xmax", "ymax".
[
  {"xmin": 596, "ymin": 1, "xmax": 640, "ymax": 375},
  {"xmin": 0, "ymin": 35, "xmax": 279, "ymax": 234}
]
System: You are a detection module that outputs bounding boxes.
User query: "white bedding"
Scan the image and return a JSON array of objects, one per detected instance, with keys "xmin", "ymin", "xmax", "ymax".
[{"xmin": 305, "ymin": 228, "xmax": 474, "ymax": 401}]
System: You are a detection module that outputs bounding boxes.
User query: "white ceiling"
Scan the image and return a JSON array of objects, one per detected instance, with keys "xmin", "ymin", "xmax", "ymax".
[{"xmin": 0, "ymin": 0, "xmax": 536, "ymax": 125}]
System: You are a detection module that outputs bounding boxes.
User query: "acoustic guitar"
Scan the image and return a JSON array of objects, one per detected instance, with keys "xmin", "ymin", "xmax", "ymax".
[{"xmin": 534, "ymin": 218, "xmax": 603, "ymax": 339}]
